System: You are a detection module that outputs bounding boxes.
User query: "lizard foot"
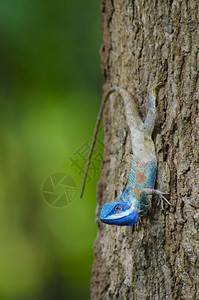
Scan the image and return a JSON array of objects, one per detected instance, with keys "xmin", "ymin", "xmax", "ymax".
[
  {"xmin": 151, "ymin": 80, "xmax": 164, "ymax": 96},
  {"xmin": 141, "ymin": 188, "xmax": 171, "ymax": 210},
  {"xmin": 151, "ymin": 67, "xmax": 166, "ymax": 95}
]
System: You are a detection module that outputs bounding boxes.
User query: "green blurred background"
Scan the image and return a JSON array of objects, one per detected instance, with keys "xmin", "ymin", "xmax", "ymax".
[{"xmin": 0, "ymin": 0, "xmax": 103, "ymax": 299}]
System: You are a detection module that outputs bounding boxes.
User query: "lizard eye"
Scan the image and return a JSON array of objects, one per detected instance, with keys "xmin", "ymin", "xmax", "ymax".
[{"xmin": 114, "ymin": 205, "xmax": 123, "ymax": 213}]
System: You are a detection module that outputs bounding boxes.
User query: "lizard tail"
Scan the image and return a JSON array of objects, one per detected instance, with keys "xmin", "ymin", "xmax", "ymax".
[
  {"xmin": 80, "ymin": 88, "xmax": 116, "ymax": 198},
  {"xmin": 80, "ymin": 86, "xmax": 143, "ymax": 198}
]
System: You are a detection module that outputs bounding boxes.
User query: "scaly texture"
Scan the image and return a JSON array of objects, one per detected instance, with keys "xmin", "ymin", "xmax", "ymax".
[{"xmin": 100, "ymin": 81, "xmax": 170, "ymax": 226}]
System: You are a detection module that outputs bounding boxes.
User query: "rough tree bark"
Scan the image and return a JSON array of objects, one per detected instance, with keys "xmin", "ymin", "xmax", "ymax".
[{"xmin": 91, "ymin": 1, "xmax": 199, "ymax": 299}]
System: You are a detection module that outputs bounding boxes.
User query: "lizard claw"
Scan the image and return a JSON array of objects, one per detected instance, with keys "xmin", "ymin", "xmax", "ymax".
[
  {"xmin": 161, "ymin": 194, "xmax": 171, "ymax": 205},
  {"xmin": 156, "ymin": 190, "xmax": 171, "ymax": 206},
  {"xmin": 151, "ymin": 81, "xmax": 164, "ymax": 96},
  {"xmin": 151, "ymin": 67, "xmax": 165, "ymax": 95}
]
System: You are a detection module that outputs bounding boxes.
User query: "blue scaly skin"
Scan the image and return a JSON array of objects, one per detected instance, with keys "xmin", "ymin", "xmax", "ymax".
[{"xmin": 100, "ymin": 78, "xmax": 170, "ymax": 226}]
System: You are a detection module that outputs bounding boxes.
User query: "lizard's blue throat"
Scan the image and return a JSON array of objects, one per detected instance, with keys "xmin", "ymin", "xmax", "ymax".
[{"xmin": 100, "ymin": 201, "xmax": 139, "ymax": 226}]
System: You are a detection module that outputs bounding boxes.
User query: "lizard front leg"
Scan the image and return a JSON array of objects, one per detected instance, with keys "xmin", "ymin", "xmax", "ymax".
[{"xmin": 140, "ymin": 188, "xmax": 171, "ymax": 209}]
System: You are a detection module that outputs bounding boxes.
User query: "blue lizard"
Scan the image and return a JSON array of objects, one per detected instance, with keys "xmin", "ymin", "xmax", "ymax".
[{"xmin": 80, "ymin": 76, "xmax": 170, "ymax": 226}]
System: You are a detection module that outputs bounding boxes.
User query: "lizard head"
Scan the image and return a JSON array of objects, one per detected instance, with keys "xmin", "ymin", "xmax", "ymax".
[{"xmin": 100, "ymin": 200, "xmax": 139, "ymax": 226}]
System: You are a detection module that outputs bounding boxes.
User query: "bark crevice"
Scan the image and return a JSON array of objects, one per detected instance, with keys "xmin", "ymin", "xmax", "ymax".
[{"xmin": 91, "ymin": 1, "xmax": 199, "ymax": 299}]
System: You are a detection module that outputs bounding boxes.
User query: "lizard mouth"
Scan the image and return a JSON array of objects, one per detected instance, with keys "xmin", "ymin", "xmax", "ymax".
[
  {"xmin": 100, "ymin": 206, "xmax": 139, "ymax": 226},
  {"xmin": 100, "ymin": 215, "xmax": 139, "ymax": 226}
]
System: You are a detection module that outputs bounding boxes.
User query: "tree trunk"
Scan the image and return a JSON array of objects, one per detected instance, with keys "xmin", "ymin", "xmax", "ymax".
[{"xmin": 91, "ymin": 1, "xmax": 199, "ymax": 299}]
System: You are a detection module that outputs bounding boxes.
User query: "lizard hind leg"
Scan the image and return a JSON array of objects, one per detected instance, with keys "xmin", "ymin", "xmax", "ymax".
[{"xmin": 144, "ymin": 71, "xmax": 164, "ymax": 138}]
